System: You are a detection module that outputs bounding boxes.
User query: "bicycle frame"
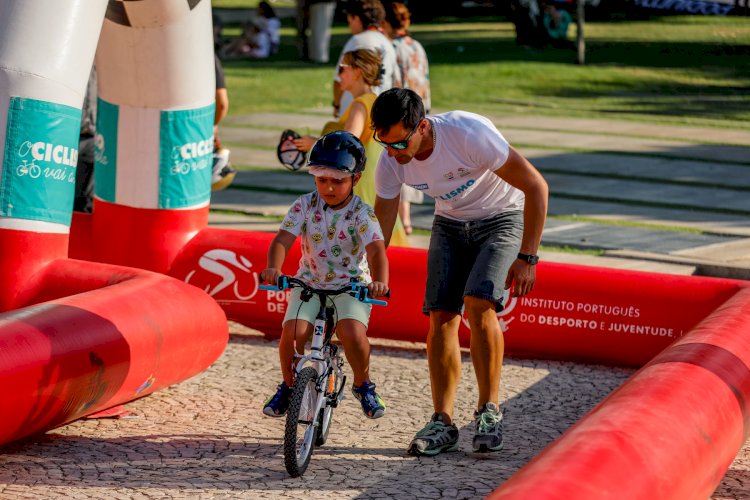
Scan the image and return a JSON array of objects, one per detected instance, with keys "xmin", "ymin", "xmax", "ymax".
[{"xmin": 259, "ymin": 275, "xmax": 388, "ymax": 477}]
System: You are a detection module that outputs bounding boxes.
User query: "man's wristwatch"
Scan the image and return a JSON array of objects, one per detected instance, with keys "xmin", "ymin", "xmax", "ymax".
[{"xmin": 517, "ymin": 252, "xmax": 539, "ymax": 265}]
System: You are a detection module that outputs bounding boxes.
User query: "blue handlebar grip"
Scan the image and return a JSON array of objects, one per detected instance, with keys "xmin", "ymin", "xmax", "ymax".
[
  {"xmin": 259, "ymin": 284, "xmax": 277, "ymax": 291},
  {"xmin": 365, "ymin": 298, "xmax": 388, "ymax": 306}
]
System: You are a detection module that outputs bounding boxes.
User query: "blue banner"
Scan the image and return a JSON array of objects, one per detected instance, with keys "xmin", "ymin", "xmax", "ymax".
[
  {"xmin": 0, "ymin": 97, "xmax": 81, "ymax": 226},
  {"xmin": 634, "ymin": 0, "xmax": 736, "ymax": 15},
  {"xmin": 159, "ymin": 104, "xmax": 215, "ymax": 209},
  {"xmin": 94, "ymin": 97, "xmax": 118, "ymax": 203}
]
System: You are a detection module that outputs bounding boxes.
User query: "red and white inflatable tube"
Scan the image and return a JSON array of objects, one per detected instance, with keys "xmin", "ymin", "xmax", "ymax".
[
  {"xmin": 170, "ymin": 229, "xmax": 746, "ymax": 366},
  {"xmin": 490, "ymin": 287, "xmax": 750, "ymax": 499},
  {"xmin": 0, "ymin": 258, "xmax": 227, "ymax": 447},
  {"xmin": 0, "ymin": 1, "xmax": 227, "ymax": 447}
]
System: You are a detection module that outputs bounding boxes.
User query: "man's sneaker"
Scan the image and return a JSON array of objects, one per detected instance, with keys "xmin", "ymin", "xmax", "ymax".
[
  {"xmin": 351, "ymin": 381, "xmax": 386, "ymax": 419},
  {"xmin": 408, "ymin": 413, "xmax": 459, "ymax": 456},
  {"xmin": 472, "ymin": 402, "xmax": 504, "ymax": 452},
  {"xmin": 263, "ymin": 381, "xmax": 292, "ymax": 417}
]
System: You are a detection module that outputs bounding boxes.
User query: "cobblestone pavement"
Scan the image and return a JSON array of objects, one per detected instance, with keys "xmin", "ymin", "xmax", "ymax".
[{"xmin": 1, "ymin": 323, "xmax": 748, "ymax": 499}]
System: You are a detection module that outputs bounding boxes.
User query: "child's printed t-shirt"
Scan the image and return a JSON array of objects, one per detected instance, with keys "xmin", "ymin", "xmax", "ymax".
[{"xmin": 280, "ymin": 192, "xmax": 384, "ymax": 289}]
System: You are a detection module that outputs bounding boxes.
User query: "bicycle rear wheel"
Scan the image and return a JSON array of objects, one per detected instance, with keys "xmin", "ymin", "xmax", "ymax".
[{"xmin": 284, "ymin": 366, "xmax": 320, "ymax": 477}]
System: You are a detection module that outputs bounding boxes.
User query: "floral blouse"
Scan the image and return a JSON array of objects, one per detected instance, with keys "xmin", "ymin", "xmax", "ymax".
[{"xmin": 393, "ymin": 34, "xmax": 431, "ymax": 113}]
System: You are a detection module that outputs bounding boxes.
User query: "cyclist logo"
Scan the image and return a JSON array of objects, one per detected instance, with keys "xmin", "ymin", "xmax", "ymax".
[
  {"xmin": 184, "ymin": 249, "xmax": 260, "ymax": 302},
  {"xmin": 461, "ymin": 289, "xmax": 518, "ymax": 332},
  {"xmin": 16, "ymin": 141, "xmax": 42, "ymax": 179},
  {"xmin": 170, "ymin": 146, "xmax": 192, "ymax": 175}
]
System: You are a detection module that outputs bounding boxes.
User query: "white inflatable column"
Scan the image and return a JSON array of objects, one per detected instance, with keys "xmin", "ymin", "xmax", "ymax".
[
  {"xmin": 0, "ymin": 0, "xmax": 106, "ymax": 310},
  {"xmin": 93, "ymin": 0, "xmax": 215, "ymax": 272},
  {"xmin": 0, "ymin": 0, "xmax": 105, "ymax": 233}
]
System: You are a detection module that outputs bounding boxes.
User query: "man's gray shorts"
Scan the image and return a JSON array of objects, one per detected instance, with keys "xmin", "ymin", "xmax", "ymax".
[{"xmin": 423, "ymin": 211, "xmax": 523, "ymax": 315}]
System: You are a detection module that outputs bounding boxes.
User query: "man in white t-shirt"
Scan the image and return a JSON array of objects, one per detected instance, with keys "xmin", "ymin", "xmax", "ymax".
[
  {"xmin": 332, "ymin": 0, "xmax": 401, "ymax": 117},
  {"xmin": 372, "ymin": 88, "xmax": 549, "ymax": 457}
]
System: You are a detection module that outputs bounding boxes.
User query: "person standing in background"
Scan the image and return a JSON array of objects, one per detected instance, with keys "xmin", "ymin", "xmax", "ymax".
[
  {"xmin": 74, "ymin": 65, "xmax": 97, "ymax": 213},
  {"xmin": 332, "ymin": 0, "xmax": 401, "ymax": 118},
  {"xmin": 258, "ymin": 1, "xmax": 281, "ymax": 55},
  {"xmin": 308, "ymin": 0, "xmax": 336, "ymax": 63},
  {"xmin": 381, "ymin": 1, "xmax": 430, "ymax": 235},
  {"xmin": 295, "ymin": 0, "xmax": 310, "ymax": 60}
]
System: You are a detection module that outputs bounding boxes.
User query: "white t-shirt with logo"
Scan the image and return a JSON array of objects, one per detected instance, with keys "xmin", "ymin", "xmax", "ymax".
[
  {"xmin": 280, "ymin": 192, "xmax": 384, "ymax": 289},
  {"xmin": 375, "ymin": 111, "xmax": 525, "ymax": 221}
]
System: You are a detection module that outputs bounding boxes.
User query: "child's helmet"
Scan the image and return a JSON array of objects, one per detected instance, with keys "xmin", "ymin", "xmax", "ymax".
[{"xmin": 307, "ymin": 131, "xmax": 366, "ymax": 174}]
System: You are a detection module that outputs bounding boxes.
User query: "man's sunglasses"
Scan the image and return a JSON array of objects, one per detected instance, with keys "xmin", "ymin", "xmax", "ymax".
[
  {"xmin": 374, "ymin": 121, "xmax": 420, "ymax": 151},
  {"xmin": 337, "ymin": 64, "xmax": 350, "ymax": 74}
]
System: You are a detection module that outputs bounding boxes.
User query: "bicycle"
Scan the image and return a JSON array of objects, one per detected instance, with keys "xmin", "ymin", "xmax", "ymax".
[{"xmin": 259, "ymin": 276, "xmax": 388, "ymax": 478}]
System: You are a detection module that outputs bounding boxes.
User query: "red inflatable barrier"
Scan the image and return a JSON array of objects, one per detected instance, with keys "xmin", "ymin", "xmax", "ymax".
[
  {"xmin": 490, "ymin": 287, "xmax": 750, "ymax": 500},
  {"xmin": 0, "ymin": 258, "xmax": 228, "ymax": 447},
  {"xmin": 79, "ymin": 199, "xmax": 208, "ymax": 274},
  {"xmin": 169, "ymin": 228, "xmax": 745, "ymax": 367},
  {"xmin": 0, "ymin": 229, "xmax": 68, "ymax": 312}
]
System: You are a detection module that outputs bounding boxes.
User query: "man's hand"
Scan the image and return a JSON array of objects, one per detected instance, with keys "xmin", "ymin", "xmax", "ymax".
[
  {"xmin": 260, "ymin": 268, "xmax": 281, "ymax": 285},
  {"xmin": 505, "ymin": 260, "xmax": 536, "ymax": 297},
  {"xmin": 368, "ymin": 281, "xmax": 389, "ymax": 298}
]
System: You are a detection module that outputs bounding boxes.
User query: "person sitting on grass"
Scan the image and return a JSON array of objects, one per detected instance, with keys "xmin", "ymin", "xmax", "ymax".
[{"xmin": 260, "ymin": 131, "xmax": 390, "ymax": 420}]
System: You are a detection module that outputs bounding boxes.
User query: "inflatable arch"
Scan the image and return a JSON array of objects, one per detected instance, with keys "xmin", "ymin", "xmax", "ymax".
[
  {"xmin": 0, "ymin": 0, "xmax": 227, "ymax": 445},
  {"xmin": 2, "ymin": 1, "xmax": 750, "ymax": 498}
]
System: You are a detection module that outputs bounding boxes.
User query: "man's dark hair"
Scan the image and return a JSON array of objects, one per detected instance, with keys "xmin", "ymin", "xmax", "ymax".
[
  {"xmin": 371, "ymin": 88, "xmax": 425, "ymax": 136},
  {"xmin": 344, "ymin": 0, "xmax": 386, "ymax": 29}
]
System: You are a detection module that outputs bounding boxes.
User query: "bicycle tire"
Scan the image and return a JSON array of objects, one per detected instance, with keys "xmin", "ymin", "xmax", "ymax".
[{"xmin": 284, "ymin": 366, "xmax": 320, "ymax": 477}]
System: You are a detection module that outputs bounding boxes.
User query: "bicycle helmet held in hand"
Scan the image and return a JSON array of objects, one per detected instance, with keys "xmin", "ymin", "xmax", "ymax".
[
  {"xmin": 308, "ymin": 130, "xmax": 366, "ymax": 174},
  {"xmin": 277, "ymin": 129, "xmax": 306, "ymax": 171}
]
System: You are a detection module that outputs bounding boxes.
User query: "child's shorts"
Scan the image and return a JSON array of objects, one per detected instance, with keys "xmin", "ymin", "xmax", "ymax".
[{"xmin": 283, "ymin": 287, "xmax": 372, "ymax": 328}]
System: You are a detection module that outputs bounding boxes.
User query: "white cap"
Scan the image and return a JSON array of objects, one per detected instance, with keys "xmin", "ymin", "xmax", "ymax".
[{"xmin": 308, "ymin": 166, "xmax": 353, "ymax": 180}]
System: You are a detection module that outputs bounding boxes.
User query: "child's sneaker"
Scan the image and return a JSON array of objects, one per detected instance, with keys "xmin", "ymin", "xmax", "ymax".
[
  {"xmin": 472, "ymin": 402, "xmax": 504, "ymax": 452},
  {"xmin": 263, "ymin": 381, "xmax": 292, "ymax": 417},
  {"xmin": 408, "ymin": 413, "xmax": 459, "ymax": 456},
  {"xmin": 351, "ymin": 381, "xmax": 386, "ymax": 419}
]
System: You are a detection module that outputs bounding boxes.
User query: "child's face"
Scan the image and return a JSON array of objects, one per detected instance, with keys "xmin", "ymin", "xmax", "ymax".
[{"xmin": 315, "ymin": 173, "xmax": 358, "ymax": 207}]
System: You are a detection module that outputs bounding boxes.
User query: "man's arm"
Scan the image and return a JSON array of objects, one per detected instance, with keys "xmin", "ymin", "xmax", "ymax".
[
  {"xmin": 373, "ymin": 195, "xmax": 400, "ymax": 248},
  {"xmin": 215, "ymin": 88, "xmax": 229, "ymax": 127},
  {"xmin": 494, "ymin": 146, "xmax": 549, "ymax": 297}
]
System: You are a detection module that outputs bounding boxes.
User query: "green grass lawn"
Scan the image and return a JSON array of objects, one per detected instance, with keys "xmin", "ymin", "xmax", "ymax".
[{"xmin": 220, "ymin": 14, "xmax": 750, "ymax": 129}]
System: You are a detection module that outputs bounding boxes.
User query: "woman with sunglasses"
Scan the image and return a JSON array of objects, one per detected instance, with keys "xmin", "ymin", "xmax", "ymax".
[
  {"xmin": 371, "ymin": 88, "xmax": 549, "ymax": 458},
  {"xmin": 292, "ymin": 49, "xmax": 409, "ymax": 246}
]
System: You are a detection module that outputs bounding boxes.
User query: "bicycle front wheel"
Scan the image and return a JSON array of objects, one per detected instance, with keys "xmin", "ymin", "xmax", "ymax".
[{"xmin": 284, "ymin": 366, "xmax": 320, "ymax": 477}]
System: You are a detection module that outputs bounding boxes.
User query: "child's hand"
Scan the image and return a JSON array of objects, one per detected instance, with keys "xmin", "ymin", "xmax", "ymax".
[
  {"xmin": 260, "ymin": 268, "xmax": 281, "ymax": 285},
  {"xmin": 368, "ymin": 281, "xmax": 389, "ymax": 298}
]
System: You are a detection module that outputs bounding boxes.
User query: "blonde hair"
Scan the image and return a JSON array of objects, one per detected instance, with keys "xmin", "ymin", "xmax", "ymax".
[{"xmin": 342, "ymin": 49, "xmax": 383, "ymax": 87}]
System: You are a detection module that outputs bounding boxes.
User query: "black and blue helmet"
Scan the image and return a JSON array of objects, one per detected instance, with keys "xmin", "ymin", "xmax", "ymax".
[{"xmin": 308, "ymin": 131, "xmax": 366, "ymax": 174}]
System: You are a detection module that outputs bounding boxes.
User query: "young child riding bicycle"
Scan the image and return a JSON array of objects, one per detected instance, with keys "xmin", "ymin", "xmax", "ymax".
[{"xmin": 260, "ymin": 130, "xmax": 390, "ymax": 420}]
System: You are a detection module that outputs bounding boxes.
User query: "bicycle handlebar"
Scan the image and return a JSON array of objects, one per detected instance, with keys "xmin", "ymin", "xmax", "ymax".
[{"xmin": 259, "ymin": 276, "xmax": 389, "ymax": 306}]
